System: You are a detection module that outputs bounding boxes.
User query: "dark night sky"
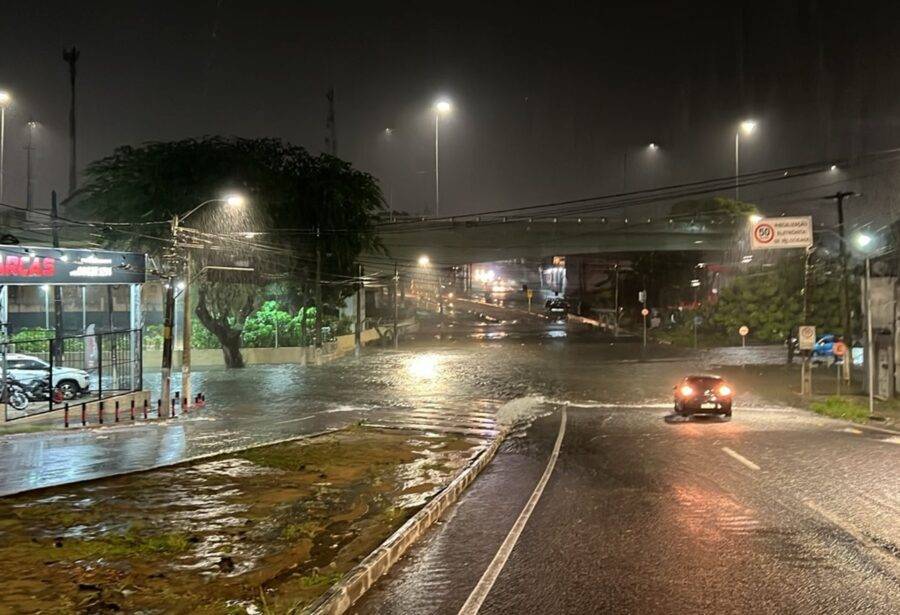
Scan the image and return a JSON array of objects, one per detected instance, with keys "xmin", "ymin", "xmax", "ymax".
[{"xmin": 2, "ymin": 1, "xmax": 900, "ymax": 225}]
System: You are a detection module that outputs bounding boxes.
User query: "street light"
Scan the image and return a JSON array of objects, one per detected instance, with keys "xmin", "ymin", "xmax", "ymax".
[
  {"xmin": 418, "ymin": 254, "xmax": 430, "ymax": 267},
  {"xmin": 735, "ymin": 119, "xmax": 757, "ymax": 201},
  {"xmin": 854, "ymin": 231, "xmax": 876, "ymax": 416},
  {"xmin": 162, "ymin": 192, "xmax": 248, "ymax": 413},
  {"xmin": 749, "ymin": 213, "xmax": 763, "ymax": 224},
  {"xmin": 434, "ymin": 99, "xmax": 452, "ymax": 217},
  {"xmin": 0, "ymin": 90, "xmax": 11, "ymax": 201}
]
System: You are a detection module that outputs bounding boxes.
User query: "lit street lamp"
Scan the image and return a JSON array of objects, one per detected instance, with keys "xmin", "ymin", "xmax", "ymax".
[
  {"xmin": 854, "ymin": 231, "xmax": 876, "ymax": 416},
  {"xmin": 161, "ymin": 193, "xmax": 248, "ymax": 413},
  {"xmin": 434, "ymin": 99, "xmax": 452, "ymax": 217},
  {"xmin": 735, "ymin": 119, "xmax": 757, "ymax": 201},
  {"xmin": 418, "ymin": 254, "xmax": 431, "ymax": 267},
  {"xmin": 0, "ymin": 90, "xmax": 11, "ymax": 201}
]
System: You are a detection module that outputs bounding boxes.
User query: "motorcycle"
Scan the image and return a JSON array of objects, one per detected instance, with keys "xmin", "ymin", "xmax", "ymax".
[
  {"xmin": 2, "ymin": 375, "xmax": 62, "ymax": 412},
  {"xmin": 3, "ymin": 377, "xmax": 29, "ymax": 412}
]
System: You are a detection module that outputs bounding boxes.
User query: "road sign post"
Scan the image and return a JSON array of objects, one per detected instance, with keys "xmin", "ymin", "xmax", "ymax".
[
  {"xmin": 739, "ymin": 325, "xmax": 749, "ymax": 348},
  {"xmin": 798, "ymin": 325, "xmax": 815, "ymax": 396},
  {"xmin": 641, "ymin": 307, "xmax": 649, "ymax": 349},
  {"xmin": 526, "ymin": 288, "xmax": 534, "ymax": 313},
  {"xmin": 833, "ymin": 341, "xmax": 847, "ymax": 396}
]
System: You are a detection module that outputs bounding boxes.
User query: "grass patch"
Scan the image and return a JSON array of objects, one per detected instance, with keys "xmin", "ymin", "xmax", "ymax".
[
  {"xmin": 50, "ymin": 525, "xmax": 192, "ymax": 561},
  {"xmin": 297, "ymin": 571, "xmax": 343, "ymax": 588},
  {"xmin": 809, "ymin": 396, "xmax": 870, "ymax": 423},
  {"xmin": 281, "ymin": 521, "xmax": 324, "ymax": 541}
]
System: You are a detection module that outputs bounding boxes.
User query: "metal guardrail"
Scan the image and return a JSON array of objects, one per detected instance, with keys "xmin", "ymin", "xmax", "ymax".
[{"xmin": 1, "ymin": 328, "xmax": 143, "ymax": 421}]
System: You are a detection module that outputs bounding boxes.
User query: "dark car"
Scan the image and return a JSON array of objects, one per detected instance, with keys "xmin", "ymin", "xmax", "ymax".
[
  {"xmin": 544, "ymin": 297, "xmax": 570, "ymax": 322},
  {"xmin": 673, "ymin": 375, "xmax": 733, "ymax": 418}
]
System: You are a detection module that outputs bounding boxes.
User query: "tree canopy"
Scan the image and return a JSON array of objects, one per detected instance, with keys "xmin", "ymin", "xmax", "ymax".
[{"xmin": 71, "ymin": 136, "xmax": 385, "ymax": 365}]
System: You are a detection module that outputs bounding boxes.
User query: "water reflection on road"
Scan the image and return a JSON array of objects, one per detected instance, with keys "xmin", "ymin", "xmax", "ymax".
[{"xmin": 0, "ymin": 309, "xmax": 792, "ymax": 496}]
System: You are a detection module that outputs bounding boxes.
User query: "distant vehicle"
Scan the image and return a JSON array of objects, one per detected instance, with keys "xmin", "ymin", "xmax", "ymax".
[
  {"xmin": 544, "ymin": 297, "xmax": 569, "ymax": 322},
  {"xmin": 4, "ymin": 353, "xmax": 90, "ymax": 400},
  {"xmin": 673, "ymin": 375, "xmax": 732, "ymax": 418},
  {"xmin": 786, "ymin": 332, "xmax": 838, "ymax": 363}
]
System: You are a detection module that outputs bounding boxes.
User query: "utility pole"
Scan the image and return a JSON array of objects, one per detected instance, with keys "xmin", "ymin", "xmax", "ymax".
[
  {"xmin": 25, "ymin": 120, "xmax": 36, "ymax": 212},
  {"xmin": 63, "ymin": 46, "xmax": 80, "ymax": 195},
  {"xmin": 824, "ymin": 191, "xmax": 856, "ymax": 383},
  {"xmin": 50, "ymin": 192, "xmax": 64, "ymax": 362},
  {"xmin": 181, "ymin": 251, "xmax": 192, "ymax": 408},
  {"xmin": 801, "ymin": 246, "xmax": 814, "ymax": 396},
  {"xmin": 393, "ymin": 264, "xmax": 399, "ymax": 349},
  {"xmin": 315, "ymin": 227, "xmax": 322, "ymax": 352},
  {"xmin": 325, "ymin": 87, "xmax": 337, "ymax": 156},
  {"xmin": 160, "ymin": 215, "xmax": 178, "ymax": 410},
  {"xmin": 354, "ymin": 263, "xmax": 363, "ymax": 355}
]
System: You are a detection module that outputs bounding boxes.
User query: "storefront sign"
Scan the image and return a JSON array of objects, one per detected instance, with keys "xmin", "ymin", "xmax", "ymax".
[{"xmin": 0, "ymin": 246, "xmax": 146, "ymax": 285}]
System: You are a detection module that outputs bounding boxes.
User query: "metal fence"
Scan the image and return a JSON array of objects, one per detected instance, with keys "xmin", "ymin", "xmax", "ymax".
[{"xmin": 1, "ymin": 328, "xmax": 142, "ymax": 421}]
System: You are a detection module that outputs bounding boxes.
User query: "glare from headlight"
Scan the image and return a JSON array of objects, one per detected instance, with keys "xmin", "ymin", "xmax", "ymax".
[
  {"xmin": 680, "ymin": 385, "xmax": 694, "ymax": 397},
  {"xmin": 718, "ymin": 385, "xmax": 732, "ymax": 396}
]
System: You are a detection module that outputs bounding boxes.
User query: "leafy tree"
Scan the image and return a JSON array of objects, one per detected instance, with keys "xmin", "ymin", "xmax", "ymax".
[
  {"xmin": 71, "ymin": 137, "xmax": 384, "ymax": 366},
  {"xmin": 713, "ymin": 253, "xmax": 854, "ymax": 342},
  {"xmin": 668, "ymin": 196, "xmax": 758, "ymax": 224}
]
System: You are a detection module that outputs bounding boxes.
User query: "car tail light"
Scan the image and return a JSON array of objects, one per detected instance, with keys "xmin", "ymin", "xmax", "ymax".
[
  {"xmin": 680, "ymin": 385, "xmax": 694, "ymax": 397},
  {"xmin": 718, "ymin": 384, "xmax": 732, "ymax": 396}
]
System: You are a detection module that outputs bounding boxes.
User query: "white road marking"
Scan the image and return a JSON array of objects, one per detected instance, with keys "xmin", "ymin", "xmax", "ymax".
[
  {"xmin": 721, "ymin": 446, "xmax": 761, "ymax": 471},
  {"xmin": 458, "ymin": 406, "xmax": 568, "ymax": 615},
  {"xmin": 840, "ymin": 427, "xmax": 863, "ymax": 434},
  {"xmin": 272, "ymin": 415, "xmax": 315, "ymax": 425},
  {"xmin": 881, "ymin": 436, "xmax": 900, "ymax": 445}
]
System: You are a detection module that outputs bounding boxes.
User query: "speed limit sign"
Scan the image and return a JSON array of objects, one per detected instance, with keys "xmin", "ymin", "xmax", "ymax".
[{"xmin": 738, "ymin": 325, "xmax": 749, "ymax": 337}]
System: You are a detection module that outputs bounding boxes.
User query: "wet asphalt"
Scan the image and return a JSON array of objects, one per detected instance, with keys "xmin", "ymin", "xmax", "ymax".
[
  {"xmin": 2, "ymin": 305, "xmax": 898, "ymax": 614},
  {"xmin": 355, "ymin": 406, "xmax": 899, "ymax": 614}
]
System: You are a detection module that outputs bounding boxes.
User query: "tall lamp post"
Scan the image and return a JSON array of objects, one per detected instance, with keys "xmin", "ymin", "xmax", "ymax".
[
  {"xmin": 0, "ymin": 90, "xmax": 11, "ymax": 201},
  {"xmin": 434, "ymin": 99, "xmax": 452, "ymax": 217},
  {"xmin": 734, "ymin": 119, "xmax": 757, "ymax": 201},
  {"xmin": 854, "ymin": 231, "xmax": 877, "ymax": 416},
  {"xmin": 162, "ymin": 193, "xmax": 246, "ymax": 410}
]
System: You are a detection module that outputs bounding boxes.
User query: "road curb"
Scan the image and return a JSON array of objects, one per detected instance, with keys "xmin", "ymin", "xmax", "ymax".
[{"xmin": 303, "ymin": 429, "xmax": 507, "ymax": 615}]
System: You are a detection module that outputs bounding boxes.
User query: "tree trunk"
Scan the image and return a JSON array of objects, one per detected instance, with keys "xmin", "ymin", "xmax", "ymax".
[
  {"xmin": 195, "ymin": 287, "xmax": 247, "ymax": 368},
  {"xmin": 220, "ymin": 331, "xmax": 245, "ymax": 368}
]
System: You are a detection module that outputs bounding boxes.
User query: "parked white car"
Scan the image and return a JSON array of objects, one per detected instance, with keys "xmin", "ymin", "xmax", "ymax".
[{"xmin": 3, "ymin": 353, "xmax": 90, "ymax": 400}]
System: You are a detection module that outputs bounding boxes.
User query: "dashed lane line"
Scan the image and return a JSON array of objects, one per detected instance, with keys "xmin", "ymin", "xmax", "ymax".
[
  {"xmin": 721, "ymin": 446, "xmax": 761, "ymax": 471},
  {"xmin": 457, "ymin": 406, "xmax": 568, "ymax": 615}
]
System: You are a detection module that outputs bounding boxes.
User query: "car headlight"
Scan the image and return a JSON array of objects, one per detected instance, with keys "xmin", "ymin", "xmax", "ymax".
[
  {"xmin": 718, "ymin": 385, "xmax": 732, "ymax": 396},
  {"xmin": 680, "ymin": 385, "xmax": 694, "ymax": 397}
]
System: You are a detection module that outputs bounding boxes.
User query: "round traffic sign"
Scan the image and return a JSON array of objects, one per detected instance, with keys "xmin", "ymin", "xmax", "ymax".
[
  {"xmin": 833, "ymin": 341, "xmax": 847, "ymax": 357},
  {"xmin": 753, "ymin": 223, "xmax": 775, "ymax": 244},
  {"xmin": 641, "ymin": 308, "xmax": 650, "ymax": 317},
  {"xmin": 739, "ymin": 325, "xmax": 749, "ymax": 337}
]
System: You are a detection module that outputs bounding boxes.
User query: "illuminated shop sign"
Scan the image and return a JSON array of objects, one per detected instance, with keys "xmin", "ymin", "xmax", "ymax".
[{"xmin": 0, "ymin": 246, "xmax": 146, "ymax": 285}]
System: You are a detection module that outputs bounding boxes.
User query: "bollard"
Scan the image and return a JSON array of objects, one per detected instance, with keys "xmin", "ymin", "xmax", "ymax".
[
  {"xmin": 130, "ymin": 399, "xmax": 135, "ymax": 421},
  {"xmin": 64, "ymin": 403, "xmax": 70, "ymax": 428},
  {"xmin": 157, "ymin": 398, "xmax": 162, "ymax": 418},
  {"xmin": 99, "ymin": 401, "xmax": 104, "ymax": 425},
  {"xmin": 81, "ymin": 402, "xmax": 87, "ymax": 426},
  {"xmin": 170, "ymin": 398, "xmax": 176, "ymax": 418},
  {"xmin": 115, "ymin": 400, "xmax": 120, "ymax": 423},
  {"xmin": 143, "ymin": 398, "xmax": 148, "ymax": 420}
]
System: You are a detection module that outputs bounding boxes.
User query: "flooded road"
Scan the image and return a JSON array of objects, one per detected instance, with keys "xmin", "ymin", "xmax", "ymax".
[
  {"xmin": 0, "ymin": 307, "xmax": 857, "ymax": 497},
  {"xmin": 2, "ymin": 304, "xmax": 898, "ymax": 613}
]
